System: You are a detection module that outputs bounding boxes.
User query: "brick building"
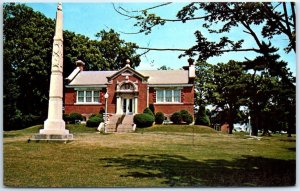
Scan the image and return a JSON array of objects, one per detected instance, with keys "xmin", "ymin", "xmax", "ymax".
[{"xmin": 64, "ymin": 59, "xmax": 195, "ymax": 121}]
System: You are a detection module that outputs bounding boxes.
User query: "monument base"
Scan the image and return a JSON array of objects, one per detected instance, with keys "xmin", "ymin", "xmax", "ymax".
[
  {"xmin": 28, "ymin": 119, "xmax": 73, "ymax": 143},
  {"xmin": 29, "ymin": 133, "xmax": 73, "ymax": 143}
]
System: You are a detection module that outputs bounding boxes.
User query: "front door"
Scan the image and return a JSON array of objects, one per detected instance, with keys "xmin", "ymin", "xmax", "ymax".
[{"xmin": 123, "ymin": 98, "xmax": 133, "ymax": 114}]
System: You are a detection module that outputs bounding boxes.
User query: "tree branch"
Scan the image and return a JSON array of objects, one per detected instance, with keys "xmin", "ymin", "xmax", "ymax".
[
  {"xmin": 137, "ymin": 46, "xmax": 259, "ymax": 53},
  {"xmin": 114, "ymin": 3, "xmax": 212, "ymax": 22},
  {"xmin": 122, "ymin": 2, "xmax": 173, "ymax": 13},
  {"xmin": 241, "ymin": 21, "xmax": 262, "ymax": 49}
]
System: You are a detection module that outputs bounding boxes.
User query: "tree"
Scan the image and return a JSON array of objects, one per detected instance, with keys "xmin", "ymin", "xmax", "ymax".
[
  {"xmin": 116, "ymin": 2, "xmax": 296, "ymax": 136},
  {"xmin": 195, "ymin": 105, "xmax": 210, "ymax": 126},
  {"xmin": 115, "ymin": 2, "xmax": 295, "ymax": 88},
  {"xmin": 3, "ymin": 3, "xmax": 141, "ymax": 130},
  {"xmin": 207, "ymin": 61, "xmax": 250, "ymax": 134},
  {"xmin": 157, "ymin": 65, "xmax": 172, "ymax": 70}
]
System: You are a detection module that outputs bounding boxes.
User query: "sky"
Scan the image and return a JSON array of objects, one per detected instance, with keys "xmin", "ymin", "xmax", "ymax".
[{"xmin": 25, "ymin": 2, "xmax": 296, "ymax": 75}]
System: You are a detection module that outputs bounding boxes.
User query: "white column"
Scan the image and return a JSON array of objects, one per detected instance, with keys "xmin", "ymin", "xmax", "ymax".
[
  {"xmin": 147, "ymin": 87, "xmax": 149, "ymax": 107},
  {"xmin": 116, "ymin": 96, "xmax": 121, "ymax": 114},
  {"xmin": 134, "ymin": 97, "xmax": 138, "ymax": 114},
  {"xmin": 40, "ymin": 3, "xmax": 69, "ymax": 135}
]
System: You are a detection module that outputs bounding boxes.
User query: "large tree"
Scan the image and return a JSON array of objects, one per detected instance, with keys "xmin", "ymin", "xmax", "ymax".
[
  {"xmin": 3, "ymin": 3, "xmax": 141, "ymax": 130},
  {"xmin": 116, "ymin": 2, "xmax": 296, "ymax": 135}
]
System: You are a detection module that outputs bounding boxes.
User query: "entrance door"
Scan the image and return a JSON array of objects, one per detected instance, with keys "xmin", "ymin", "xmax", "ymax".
[{"xmin": 123, "ymin": 98, "xmax": 133, "ymax": 114}]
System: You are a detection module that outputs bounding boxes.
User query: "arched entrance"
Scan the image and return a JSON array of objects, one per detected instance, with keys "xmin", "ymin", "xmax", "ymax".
[{"xmin": 116, "ymin": 82, "xmax": 138, "ymax": 115}]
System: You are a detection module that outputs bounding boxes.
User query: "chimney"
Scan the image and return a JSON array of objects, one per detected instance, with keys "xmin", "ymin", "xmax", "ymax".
[
  {"xmin": 76, "ymin": 60, "xmax": 85, "ymax": 71},
  {"xmin": 188, "ymin": 58, "xmax": 194, "ymax": 66}
]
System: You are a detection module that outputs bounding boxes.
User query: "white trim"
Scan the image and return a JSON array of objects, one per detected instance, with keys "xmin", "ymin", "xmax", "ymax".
[
  {"xmin": 156, "ymin": 89, "xmax": 181, "ymax": 103},
  {"xmin": 76, "ymin": 90, "xmax": 101, "ymax": 104},
  {"xmin": 149, "ymin": 84, "xmax": 193, "ymax": 87},
  {"xmin": 66, "ymin": 85, "xmax": 106, "ymax": 88},
  {"xmin": 74, "ymin": 103, "xmax": 102, "ymax": 105}
]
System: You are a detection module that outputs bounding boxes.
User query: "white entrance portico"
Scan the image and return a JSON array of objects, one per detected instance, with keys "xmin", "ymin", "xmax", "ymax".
[{"xmin": 116, "ymin": 81, "xmax": 138, "ymax": 115}]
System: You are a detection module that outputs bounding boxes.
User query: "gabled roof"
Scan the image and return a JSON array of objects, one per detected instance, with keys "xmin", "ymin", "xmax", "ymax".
[
  {"xmin": 66, "ymin": 66, "xmax": 190, "ymax": 87},
  {"xmin": 138, "ymin": 70, "xmax": 189, "ymax": 84},
  {"xmin": 68, "ymin": 71, "xmax": 116, "ymax": 86},
  {"xmin": 107, "ymin": 65, "xmax": 149, "ymax": 81}
]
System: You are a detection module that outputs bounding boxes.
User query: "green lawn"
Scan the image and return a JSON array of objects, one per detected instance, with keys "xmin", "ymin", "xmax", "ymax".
[{"xmin": 3, "ymin": 124, "xmax": 296, "ymax": 187}]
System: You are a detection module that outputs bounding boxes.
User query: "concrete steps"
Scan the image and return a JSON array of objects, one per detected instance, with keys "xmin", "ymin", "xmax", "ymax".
[
  {"xmin": 117, "ymin": 115, "xmax": 135, "ymax": 133},
  {"xmin": 105, "ymin": 114, "xmax": 135, "ymax": 133},
  {"xmin": 105, "ymin": 114, "xmax": 121, "ymax": 133}
]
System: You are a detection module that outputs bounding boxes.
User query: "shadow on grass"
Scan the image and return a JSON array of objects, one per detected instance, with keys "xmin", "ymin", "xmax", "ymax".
[{"xmin": 100, "ymin": 154, "xmax": 295, "ymax": 187}]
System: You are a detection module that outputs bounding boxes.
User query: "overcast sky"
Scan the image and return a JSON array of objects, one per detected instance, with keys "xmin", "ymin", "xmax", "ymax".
[{"xmin": 26, "ymin": 2, "xmax": 296, "ymax": 75}]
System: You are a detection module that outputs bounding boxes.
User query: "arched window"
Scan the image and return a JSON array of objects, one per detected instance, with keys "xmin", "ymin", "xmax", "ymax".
[{"xmin": 120, "ymin": 83, "xmax": 134, "ymax": 90}]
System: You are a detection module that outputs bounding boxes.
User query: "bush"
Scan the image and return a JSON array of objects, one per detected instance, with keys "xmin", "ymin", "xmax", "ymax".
[
  {"xmin": 69, "ymin": 112, "xmax": 83, "ymax": 124},
  {"xmin": 86, "ymin": 116, "xmax": 103, "ymax": 127},
  {"xmin": 134, "ymin": 113, "xmax": 154, "ymax": 128},
  {"xmin": 155, "ymin": 112, "xmax": 165, "ymax": 124},
  {"xmin": 143, "ymin": 107, "xmax": 154, "ymax": 117},
  {"xmin": 195, "ymin": 106, "xmax": 211, "ymax": 126},
  {"xmin": 63, "ymin": 114, "xmax": 70, "ymax": 123},
  {"xmin": 180, "ymin": 110, "xmax": 189, "ymax": 116},
  {"xmin": 182, "ymin": 113, "xmax": 193, "ymax": 124},
  {"xmin": 149, "ymin": 104, "xmax": 155, "ymax": 114},
  {"xmin": 90, "ymin": 113, "xmax": 103, "ymax": 119},
  {"xmin": 170, "ymin": 112, "xmax": 182, "ymax": 124}
]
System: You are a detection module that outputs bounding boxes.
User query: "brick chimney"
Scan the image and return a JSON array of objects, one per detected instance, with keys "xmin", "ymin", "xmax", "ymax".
[
  {"xmin": 188, "ymin": 58, "xmax": 194, "ymax": 66},
  {"xmin": 76, "ymin": 60, "xmax": 85, "ymax": 71}
]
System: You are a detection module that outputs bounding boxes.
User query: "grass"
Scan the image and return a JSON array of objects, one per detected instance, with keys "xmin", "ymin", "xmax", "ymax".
[{"xmin": 3, "ymin": 124, "xmax": 296, "ymax": 187}]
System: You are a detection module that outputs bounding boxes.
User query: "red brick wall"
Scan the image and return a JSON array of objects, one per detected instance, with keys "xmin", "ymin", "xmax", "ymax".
[
  {"xmin": 148, "ymin": 86, "xmax": 194, "ymax": 116},
  {"xmin": 64, "ymin": 72, "xmax": 194, "ymax": 117},
  {"xmin": 64, "ymin": 88, "xmax": 105, "ymax": 115}
]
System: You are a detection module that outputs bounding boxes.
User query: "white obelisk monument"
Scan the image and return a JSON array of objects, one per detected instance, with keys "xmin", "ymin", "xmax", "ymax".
[{"xmin": 39, "ymin": 3, "xmax": 70, "ymax": 136}]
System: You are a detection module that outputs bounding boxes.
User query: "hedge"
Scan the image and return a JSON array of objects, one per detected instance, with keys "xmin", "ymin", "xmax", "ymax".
[
  {"xmin": 155, "ymin": 112, "xmax": 165, "ymax": 124},
  {"xmin": 86, "ymin": 116, "xmax": 103, "ymax": 127},
  {"xmin": 134, "ymin": 113, "xmax": 154, "ymax": 128},
  {"xmin": 143, "ymin": 107, "xmax": 154, "ymax": 117},
  {"xmin": 69, "ymin": 112, "xmax": 83, "ymax": 124},
  {"xmin": 170, "ymin": 112, "xmax": 182, "ymax": 124}
]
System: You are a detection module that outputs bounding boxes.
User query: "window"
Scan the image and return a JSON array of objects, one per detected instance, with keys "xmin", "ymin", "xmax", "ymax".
[
  {"xmin": 156, "ymin": 89, "xmax": 181, "ymax": 103},
  {"xmin": 77, "ymin": 91, "xmax": 84, "ymax": 102},
  {"xmin": 120, "ymin": 83, "xmax": 134, "ymax": 90},
  {"xmin": 165, "ymin": 90, "xmax": 172, "ymax": 102},
  {"xmin": 76, "ymin": 90, "xmax": 100, "ymax": 103},
  {"xmin": 157, "ymin": 90, "xmax": 164, "ymax": 102},
  {"xmin": 174, "ymin": 90, "xmax": 181, "ymax": 102}
]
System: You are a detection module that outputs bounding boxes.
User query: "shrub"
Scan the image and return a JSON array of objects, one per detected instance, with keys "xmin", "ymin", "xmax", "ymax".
[
  {"xmin": 195, "ymin": 106, "xmax": 211, "ymax": 126},
  {"xmin": 182, "ymin": 113, "xmax": 193, "ymax": 124},
  {"xmin": 90, "ymin": 113, "xmax": 103, "ymax": 119},
  {"xmin": 170, "ymin": 112, "xmax": 182, "ymax": 124},
  {"xmin": 155, "ymin": 112, "xmax": 164, "ymax": 124},
  {"xmin": 63, "ymin": 114, "xmax": 70, "ymax": 123},
  {"xmin": 134, "ymin": 113, "xmax": 154, "ymax": 128},
  {"xmin": 149, "ymin": 104, "xmax": 155, "ymax": 114},
  {"xmin": 86, "ymin": 116, "xmax": 103, "ymax": 127},
  {"xmin": 143, "ymin": 107, "xmax": 154, "ymax": 117},
  {"xmin": 180, "ymin": 110, "xmax": 189, "ymax": 116},
  {"xmin": 69, "ymin": 112, "xmax": 83, "ymax": 124}
]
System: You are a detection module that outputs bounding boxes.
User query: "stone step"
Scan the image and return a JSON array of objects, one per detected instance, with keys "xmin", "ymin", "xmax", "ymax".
[{"xmin": 116, "ymin": 115, "xmax": 135, "ymax": 133}]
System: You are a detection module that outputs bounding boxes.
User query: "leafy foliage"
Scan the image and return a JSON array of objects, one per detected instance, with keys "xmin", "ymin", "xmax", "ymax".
[
  {"xmin": 134, "ymin": 113, "xmax": 154, "ymax": 128},
  {"xmin": 3, "ymin": 3, "xmax": 141, "ymax": 130},
  {"xmin": 86, "ymin": 116, "xmax": 103, "ymax": 127},
  {"xmin": 149, "ymin": 104, "xmax": 155, "ymax": 115},
  {"xmin": 68, "ymin": 113, "xmax": 83, "ymax": 124},
  {"xmin": 143, "ymin": 107, "xmax": 155, "ymax": 117},
  {"xmin": 195, "ymin": 106, "xmax": 210, "ymax": 126},
  {"xmin": 155, "ymin": 112, "xmax": 164, "ymax": 124},
  {"xmin": 170, "ymin": 112, "xmax": 182, "ymax": 124}
]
